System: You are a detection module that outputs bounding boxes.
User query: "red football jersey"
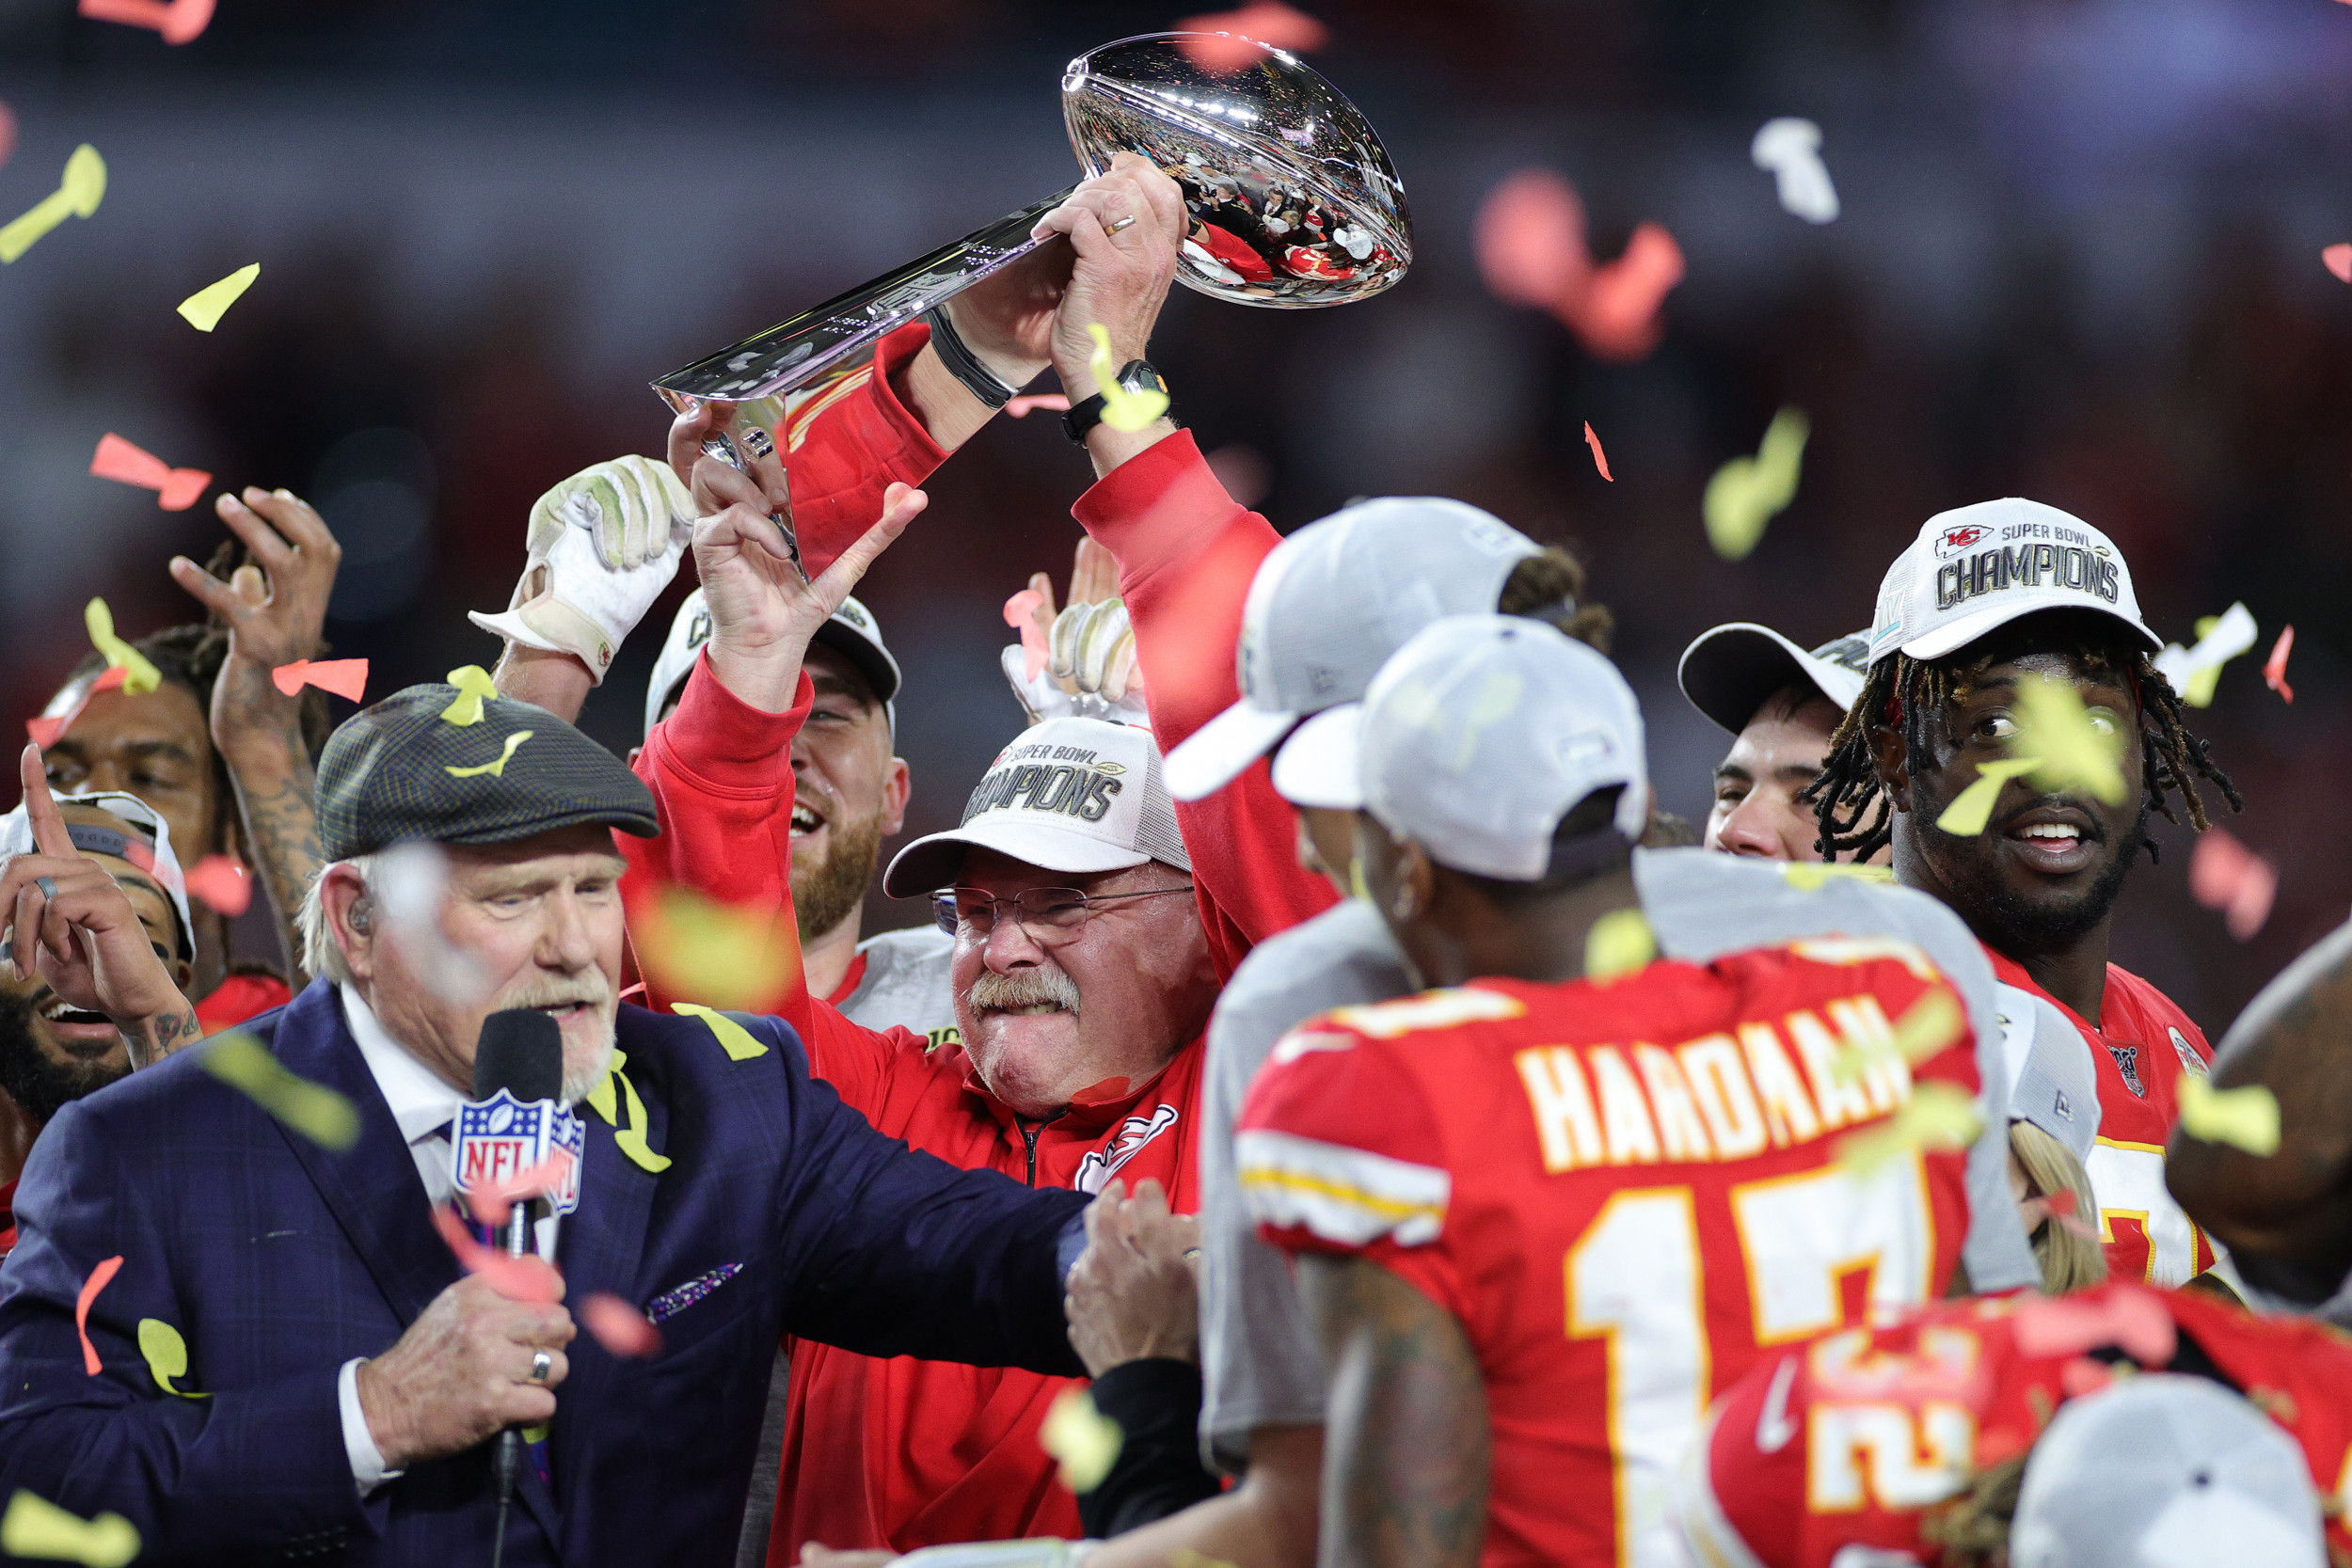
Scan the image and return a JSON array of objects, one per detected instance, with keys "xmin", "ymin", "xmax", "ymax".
[
  {"xmin": 1987, "ymin": 952, "xmax": 2218, "ymax": 1286},
  {"xmin": 1681, "ymin": 1283, "xmax": 2352, "ymax": 1567},
  {"xmin": 1239, "ymin": 937, "xmax": 1984, "ymax": 1568}
]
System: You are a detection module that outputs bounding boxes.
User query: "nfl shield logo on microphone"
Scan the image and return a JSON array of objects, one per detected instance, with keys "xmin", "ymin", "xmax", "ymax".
[{"xmin": 452, "ymin": 1089, "xmax": 586, "ymax": 1214}]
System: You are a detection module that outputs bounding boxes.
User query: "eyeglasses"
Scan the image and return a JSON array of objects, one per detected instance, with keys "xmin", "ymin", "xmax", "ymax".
[{"xmin": 931, "ymin": 884, "xmax": 1197, "ymax": 939}]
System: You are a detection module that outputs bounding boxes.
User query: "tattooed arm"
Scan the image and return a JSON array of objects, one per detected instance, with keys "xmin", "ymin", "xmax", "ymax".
[
  {"xmin": 170, "ymin": 487, "xmax": 342, "ymax": 981},
  {"xmin": 2169, "ymin": 918, "xmax": 2352, "ymax": 1301},
  {"xmin": 1295, "ymin": 1255, "xmax": 1488, "ymax": 1568}
]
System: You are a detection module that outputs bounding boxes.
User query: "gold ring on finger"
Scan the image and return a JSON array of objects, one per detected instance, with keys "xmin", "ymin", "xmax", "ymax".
[{"xmin": 1104, "ymin": 214, "xmax": 1137, "ymax": 235}]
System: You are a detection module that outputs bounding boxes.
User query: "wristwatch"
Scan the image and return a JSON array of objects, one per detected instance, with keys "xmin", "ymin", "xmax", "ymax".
[{"xmin": 1062, "ymin": 360, "xmax": 1170, "ymax": 445}]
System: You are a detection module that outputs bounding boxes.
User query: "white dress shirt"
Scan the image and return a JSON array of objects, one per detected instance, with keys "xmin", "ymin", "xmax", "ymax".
[{"xmin": 333, "ymin": 984, "xmax": 562, "ymax": 1495}]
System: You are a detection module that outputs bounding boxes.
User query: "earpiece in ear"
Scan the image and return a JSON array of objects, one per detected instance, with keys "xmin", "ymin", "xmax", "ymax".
[{"xmin": 347, "ymin": 897, "xmax": 373, "ymax": 934}]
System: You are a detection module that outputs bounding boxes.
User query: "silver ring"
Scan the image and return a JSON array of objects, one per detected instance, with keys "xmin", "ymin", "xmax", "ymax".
[
  {"xmin": 34, "ymin": 876, "xmax": 57, "ymax": 900},
  {"xmin": 528, "ymin": 1350, "xmax": 552, "ymax": 1384},
  {"xmin": 1104, "ymin": 214, "xmax": 1137, "ymax": 235},
  {"xmin": 739, "ymin": 425, "xmax": 775, "ymax": 460}
]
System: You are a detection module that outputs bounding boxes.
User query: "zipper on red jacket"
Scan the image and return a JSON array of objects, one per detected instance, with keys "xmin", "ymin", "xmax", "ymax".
[{"xmin": 1019, "ymin": 1119, "xmax": 1043, "ymax": 1187}]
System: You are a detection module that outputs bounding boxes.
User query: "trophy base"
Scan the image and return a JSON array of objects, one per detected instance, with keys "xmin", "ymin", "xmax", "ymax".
[{"xmin": 653, "ymin": 188, "xmax": 1075, "ymax": 411}]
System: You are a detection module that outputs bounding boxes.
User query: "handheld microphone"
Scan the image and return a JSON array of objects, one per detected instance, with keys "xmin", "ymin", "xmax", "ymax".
[{"xmin": 469, "ymin": 1009, "xmax": 564, "ymax": 1568}]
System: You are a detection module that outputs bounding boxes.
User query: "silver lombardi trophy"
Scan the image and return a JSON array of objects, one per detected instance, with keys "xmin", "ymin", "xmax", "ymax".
[{"xmin": 651, "ymin": 31, "xmax": 1413, "ymax": 420}]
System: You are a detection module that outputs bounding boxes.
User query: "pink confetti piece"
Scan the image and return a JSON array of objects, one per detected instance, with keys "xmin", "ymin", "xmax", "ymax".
[
  {"xmin": 617, "ymin": 981, "xmax": 645, "ymax": 1002},
  {"xmin": 1582, "ymin": 420, "xmax": 1613, "ymax": 482},
  {"xmin": 1567, "ymin": 222, "xmax": 1686, "ymax": 364},
  {"xmin": 89, "ymin": 433, "xmax": 210, "ymax": 513},
  {"xmin": 2188, "ymin": 827, "xmax": 2278, "ymax": 942},
  {"xmin": 77, "ymin": 0, "xmax": 214, "ymax": 44},
  {"xmin": 26, "ymin": 667, "xmax": 127, "ymax": 748},
  {"xmin": 269, "ymin": 657, "xmax": 369, "ymax": 703},
  {"xmin": 581, "ymin": 1291, "xmax": 662, "ymax": 1358},
  {"xmin": 429, "ymin": 1205, "xmax": 563, "ymax": 1305},
  {"xmin": 462, "ymin": 1148, "xmax": 578, "ymax": 1232},
  {"xmin": 2059, "ymin": 1357, "xmax": 2117, "ymax": 1398},
  {"xmin": 2265, "ymin": 625, "xmax": 2295, "ymax": 704},
  {"xmin": 2040, "ymin": 1186, "xmax": 2103, "ymax": 1242},
  {"xmin": 183, "ymin": 854, "xmax": 252, "ymax": 917},
  {"xmin": 1475, "ymin": 168, "xmax": 1590, "ymax": 311},
  {"xmin": 1003, "ymin": 588, "xmax": 1050, "ymax": 683},
  {"xmin": 0, "ymin": 102, "xmax": 15, "ymax": 172},
  {"xmin": 2327, "ymin": 245, "xmax": 2352, "ymax": 284},
  {"xmin": 75, "ymin": 1255, "xmax": 123, "ymax": 1376},
  {"xmin": 1004, "ymin": 393, "xmax": 1072, "ymax": 419},
  {"xmin": 1174, "ymin": 2, "xmax": 1329, "ymax": 72},
  {"xmin": 2012, "ymin": 1288, "xmax": 2176, "ymax": 1367}
]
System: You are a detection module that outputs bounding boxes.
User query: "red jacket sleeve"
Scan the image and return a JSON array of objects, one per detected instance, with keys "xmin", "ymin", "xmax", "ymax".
[
  {"xmin": 618, "ymin": 654, "xmax": 911, "ymax": 1109},
  {"xmin": 1072, "ymin": 432, "xmax": 1339, "ymax": 973},
  {"xmin": 769, "ymin": 323, "xmax": 951, "ymax": 577}
]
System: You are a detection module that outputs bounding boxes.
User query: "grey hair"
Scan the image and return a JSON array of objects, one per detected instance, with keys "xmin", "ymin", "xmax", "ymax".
[{"xmin": 298, "ymin": 853, "xmax": 381, "ymax": 986}]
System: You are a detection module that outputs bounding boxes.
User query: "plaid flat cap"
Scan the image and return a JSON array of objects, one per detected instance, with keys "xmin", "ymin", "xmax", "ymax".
[{"xmin": 318, "ymin": 681, "xmax": 660, "ymax": 861}]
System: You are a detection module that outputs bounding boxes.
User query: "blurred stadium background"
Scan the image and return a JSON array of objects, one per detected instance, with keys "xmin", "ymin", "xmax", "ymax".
[{"xmin": 2, "ymin": 0, "xmax": 2347, "ymax": 1027}]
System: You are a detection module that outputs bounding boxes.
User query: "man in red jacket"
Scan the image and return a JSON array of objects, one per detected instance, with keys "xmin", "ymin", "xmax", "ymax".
[{"xmin": 628, "ymin": 403, "xmax": 1222, "ymax": 1555}]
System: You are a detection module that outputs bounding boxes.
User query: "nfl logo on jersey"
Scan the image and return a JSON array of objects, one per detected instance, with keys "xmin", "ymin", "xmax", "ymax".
[{"xmin": 451, "ymin": 1090, "xmax": 586, "ymax": 1214}]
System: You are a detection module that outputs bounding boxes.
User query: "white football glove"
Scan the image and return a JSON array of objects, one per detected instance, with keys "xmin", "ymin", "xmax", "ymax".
[
  {"xmin": 1002, "ymin": 596, "xmax": 1150, "ymax": 728},
  {"xmin": 468, "ymin": 454, "xmax": 694, "ymax": 684}
]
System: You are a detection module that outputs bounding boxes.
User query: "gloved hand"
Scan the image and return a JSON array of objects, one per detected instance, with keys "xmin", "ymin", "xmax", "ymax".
[
  {"xmin": 1001, "ymin": 541, "xmax": 1149, "ymax": 728},
  {"xmin": 469, "ymin": 455, "xmax": 694, "ymax": 684}
]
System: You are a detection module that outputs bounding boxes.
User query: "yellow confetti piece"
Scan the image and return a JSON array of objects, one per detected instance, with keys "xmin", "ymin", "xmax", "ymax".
[
  {"xmin": 1584, "ymin": 908, "xmax": 1657, "ymax": 981},
  {"xmin": 0, "ymin": 1490, "xmax": 139, "ymax": 1568},
  {"xmin": 439, "ymin": 664, "xmax": 501, "ymax": 726},
  {"xmin": 1169, "ymin": 1552, "xmax": 1240, "ymax": 1568},
  {"xmin": 2012, "ymin": 673, "xmax": 2128, "ymax": 805},
  {"xmin": 583, "ymin": 1050, "xmax": 673, "ymax": 1174},
  {"xmin": 138, "ymin": 1318, "xmax": 207, "ymax": 1399},
  {"xmin": 199, "ymin": 1033, "xmax": 360, "ymax": 1150},
  {"xmin": 635, "ymin": 885, "xmax": 801, "ymax": 1014},
  {"xmin": 82, "ymin": 598, "xmax": 161, "ymax": 695},
  {"xmin": 2177, "ymin": 1075, "xmax": 2281, "ymax": 1157},
  {"xmin": 1835, "ymin": 1082, "xmax": 1982, "ymax": 1177},
  {"xmin": 445, "ymin": 730, "xmax": 532, "ymax": 779},
  {"xmin": 671, "ymin": 1002, "xmax": 768, "ymax": 1061},
  {"xmin": 1041, "ymin": 1387, "xmax": 1123, "ymax": 1493},
  {"xmin": 1086, "ymin": 323, "xmax": 1170, "ymax": 434},
  {"xmin": 1781, "ymin": 862, "xmax": 1895, "ymax": 891},
  {"xmin": 1703, "ymin": 406, "xmax": 1807, "ymax": 561},
  {"xmin": 176, "ymin": 262, "xmax": 259, "ymax": 331},
  {"xmin": 0, "ymin": 145, "xmax": 106, "ymax": 265},
  {"xmin": 1832, "ymin": 986, "xmax": 1964, "ymax": 1085},
  {"xmin": 1935, "ymin": 757, "xmax": 2045, "ymax": 837}
]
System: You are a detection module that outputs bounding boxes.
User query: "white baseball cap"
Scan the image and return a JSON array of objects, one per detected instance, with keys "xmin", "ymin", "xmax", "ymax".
[
  {"xmin": 1357, "ymin": 615, "xmax": 1648, "ymax": 881},
  {"xmin": 2010, "ymin": 1374, "xmax": 2324, "ymax": 1568},
  {"xmin": 1163, "ymin": 498, "xmax": 1542, "ymax": 802},
  {"xmin": 1867, "ymin": 499, "xmax": 2160, "ymax": 668},
  {"xmin": 643, "ymin": 587, "xmax": 902, "ymax": 740},
  {"xmin": 0, "ymin": 790, "xmax": 195, "ymax": 958},
  {"xmin": 1994, "ymin": 982, "xmax": 2103, "ymax": 1164},
  {"xmin": 1677, "ymin": 624, "xmax": 1870, "ymax": 736},
  {"xmin": 882, "ymin": 717, "xmax": 1190, "ymax": 896}
]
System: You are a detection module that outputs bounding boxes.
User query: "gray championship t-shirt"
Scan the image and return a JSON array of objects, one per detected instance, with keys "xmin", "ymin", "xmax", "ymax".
[
  {"xmin": 833, "ymin": 924, "xmax": 959, "ymax": 1043},
  {"xmin": 1195, "ymin": 848, "xmax": 2040, "ymax": 1475}
]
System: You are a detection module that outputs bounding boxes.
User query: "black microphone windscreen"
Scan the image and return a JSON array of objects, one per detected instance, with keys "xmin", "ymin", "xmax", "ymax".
[{"xmin": 473, "ymin": 1008, "xmax": 564, "ymax": 1103}]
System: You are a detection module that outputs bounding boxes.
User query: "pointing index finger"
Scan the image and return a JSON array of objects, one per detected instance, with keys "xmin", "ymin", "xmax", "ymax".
[{"xmin": 20, "ymin": 743, "xmax": 72, "ymax": 859}]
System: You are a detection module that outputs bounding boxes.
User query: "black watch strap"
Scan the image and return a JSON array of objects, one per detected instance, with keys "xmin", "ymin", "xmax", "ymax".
[
  {"xmin": 923, "ymin": 309, "xmax": 1020, "ymax": 410},
  {"xmin": 1062, "ymin": 360, "xmax": 1170, "ymax": 445}
]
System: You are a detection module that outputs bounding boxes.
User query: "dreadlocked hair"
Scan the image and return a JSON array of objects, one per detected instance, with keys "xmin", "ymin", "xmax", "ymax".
[
  {"xmin": 1800, "ymin": 644, "xmax": 2243, "ymax": 864},
  {"xmin": 1498, "ymin": 546, "xmax": 1614, "ymax": 654}
]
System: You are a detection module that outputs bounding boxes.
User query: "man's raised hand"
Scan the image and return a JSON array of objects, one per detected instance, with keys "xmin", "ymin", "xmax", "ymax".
[
  {"xmin": 356, "ymin": 1272, "xmax": 576, "ymax": 1471},
  {"xmin": 693, "ymin": 473, "xmax": 927, "ymax": 714},
  {"xmin": 0, "ymin": 744, "xmax": 200, "ymax": 1060}
]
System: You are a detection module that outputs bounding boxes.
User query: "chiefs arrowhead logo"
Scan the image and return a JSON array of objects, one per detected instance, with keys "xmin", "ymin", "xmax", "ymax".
[{"xmin": 1935, "ymin": 524, "xmax": 1993, "ymax": 559}]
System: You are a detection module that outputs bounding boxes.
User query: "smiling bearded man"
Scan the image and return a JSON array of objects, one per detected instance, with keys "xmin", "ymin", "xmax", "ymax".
[{"xmin": 1804, "ymin": 499, "xmax": 2243, "ymax": 1290}]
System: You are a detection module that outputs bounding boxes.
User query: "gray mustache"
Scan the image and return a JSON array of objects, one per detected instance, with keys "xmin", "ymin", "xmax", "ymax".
[{"xmin": 965, "ymin": 967, "xmax": 1081, "ymax": 1014}]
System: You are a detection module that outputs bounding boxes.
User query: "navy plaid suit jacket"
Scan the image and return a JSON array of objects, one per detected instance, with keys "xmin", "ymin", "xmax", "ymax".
[{"xmin": 0, "ymin": 981, "xmax": 1087, "ymax": 1566}]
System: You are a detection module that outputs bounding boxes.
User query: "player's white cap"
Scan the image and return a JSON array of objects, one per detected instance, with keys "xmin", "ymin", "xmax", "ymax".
[
  {"xmin": 882, "ymin": 717, "xmax": 1189, "ymax": 896},
  {"xmin": 1677, "ymin": 624, "xmax": 1869, "ymax": 736},
  {"xmin": 1355, "ymin": 615, "xmax": 1647, "ymax": 881},
  {"xmin": 1867, "ymin": 499, "xmax": 2160, "ymax": 668},
  {"xmin": 2010, "ymin": 1374, "xmax": 2323, "ymax": 1568},
  {"xmin": 1994, "ymin": 983, "xmax": 2103, "ymax": 1164},
  {"xmin": 643, "ymin": 587, "xmax": 902, "ymax": 741},
  {"xmin": 1163, "ymin": 498, "xmax": 1542, "ymax": 803},
  {"xmin": 0, "ymin": 790, "xmax": 195, "ymax": 958}
]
